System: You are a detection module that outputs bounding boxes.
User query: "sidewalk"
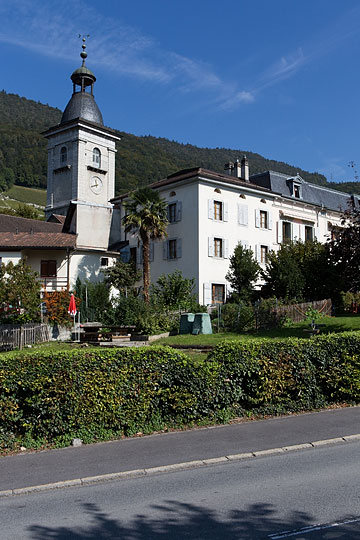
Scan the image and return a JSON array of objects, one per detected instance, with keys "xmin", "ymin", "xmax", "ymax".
[{"xmin": 0, "ymin": 406, "xmax": 359, "ymax": 492}]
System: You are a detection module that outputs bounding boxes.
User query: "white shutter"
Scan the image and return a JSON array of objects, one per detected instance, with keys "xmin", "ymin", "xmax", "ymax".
[
  {"xmin": 277, "ymin": 221, "xmax": 283, "ymax": 243},
  {"xmin": 315, "ymin": 227, "xmax": 320, "ymax": 241},
  {"xmin": 255, "ymin": 209, "xmax": 260, "ymax": 228},
  {"xmin": 208, "ymin": 199, "xmax": 214, "ymax": 220},
  {"xmin": 293, "ymin": 224, "xmax": 301, "ymax": 241},
  {"xmin": 176, "ymin": 201, "xmax": 182, "ymax": 222},
  {"xmin": 208, "ymin": 236, "xmax": 215, "ymax": 257},
  {"xmin": 203, "ymin": 282, "xmax": 212, "ymax": 305},
  {"xmin": 240, "ymin": 240, "xmax": 249, "ymax": 249},
  {"xmin": 177, "ymin": 238, "xmax": 182, "ymax": 258},
  {"xmin": 255, "ymin": 244, "xmax": 261, "ymax": 262},
  {"xmin": 237, "ymin": 204, "xmax": 248, "ymax": 226},
  {"xmin": 298, "ymin": 224, "xmax": 304, "ymax": 242},
  {"xmin": 149, "ymin": 242, "xmax": 154, "ymax": 262},
  {"xmin": 223, "ymin": 202, "xmax": 229, "ymax": 222},
  {"xmin": 268, "ymin": 211, "xmax": 273, "ymax": 230},
  {"xmin": 163, "ymin": 241, "xmax": 168, "ymax": 260},
  {"xmin": 224, "ymin": 238, "xmax": 229, "ymax": 258}
]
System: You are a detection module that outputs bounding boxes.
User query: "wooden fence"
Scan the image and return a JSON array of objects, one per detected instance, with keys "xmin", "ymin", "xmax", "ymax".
[
  {"xmin": 273, "ymin": 299, "xmax": 332, "ymax": 323},
  {"xmin": 0, "ymin": 323, "xmax": 50, "ymax": 351}
]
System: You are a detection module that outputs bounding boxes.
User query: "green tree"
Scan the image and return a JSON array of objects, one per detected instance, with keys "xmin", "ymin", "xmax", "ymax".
[
  {"xmin": 102, "ymin": 259, "xmax": 140, "ymax": 295},
  {"xmin": 0, "ymin": 260, "xmax": 41, "ymax": 323},
  {"xmin": 329, "ymin": 204, "xmax": 360, "ymax": 293},
  {"xmin": 225, "ymin": 243, "xmax": 260, "ymax": 301},
  {"xmin": 122, "ymin": 187, "xmax": 168, "ymax": 302},
  {"xmin": 151, "ymin": 270, "xmax": 197, "ymax": 310}
]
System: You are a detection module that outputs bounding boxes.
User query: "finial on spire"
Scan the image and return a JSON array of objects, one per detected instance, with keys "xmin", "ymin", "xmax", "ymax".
[{"xmin": 78, "ymin": 34, "xmax": 90, "ymax": 65}]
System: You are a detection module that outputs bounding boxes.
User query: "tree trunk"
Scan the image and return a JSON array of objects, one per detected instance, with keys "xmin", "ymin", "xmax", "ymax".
[{"xmin": 142, "ymin": 236, "xmax": 150, "ymax": 303}]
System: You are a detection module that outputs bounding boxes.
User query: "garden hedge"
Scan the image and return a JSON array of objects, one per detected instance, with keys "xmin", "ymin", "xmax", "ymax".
[{"xmin": 0, "ymin": 332, "xmax": 359, "ymax": 450}]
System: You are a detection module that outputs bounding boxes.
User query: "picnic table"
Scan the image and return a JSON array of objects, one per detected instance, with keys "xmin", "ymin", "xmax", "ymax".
[{"xmin": 79, "ymin": 323, "xmax": 136, "ymax": 343}]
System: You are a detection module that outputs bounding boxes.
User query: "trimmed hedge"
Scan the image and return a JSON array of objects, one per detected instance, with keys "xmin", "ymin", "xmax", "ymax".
[{"xmin": 0, "ymin": 332, "xmax": 360, "ymax": 450}]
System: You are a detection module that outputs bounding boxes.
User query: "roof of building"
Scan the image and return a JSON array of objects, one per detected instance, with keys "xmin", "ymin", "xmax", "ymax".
[
  {"xmin": 0, "ymin": 232, "xmax": 76, "ymax": 249},
  {"xmin": 111, "ymin": 167, "xmax": 272, "ymax": 203},
  {"xmin": 250, "ymin": 171, "xmax": 355, "ymax": 212},
  {"xmin": 0, "ymin": 214, "xmax": 76, "ymax": 250},
  {"xmin": 61, "ymin": 91, "xmax": 103, "ymax": 125}
]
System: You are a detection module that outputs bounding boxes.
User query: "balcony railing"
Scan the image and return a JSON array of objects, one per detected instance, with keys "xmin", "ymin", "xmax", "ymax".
[{"xmin": 39, "ymin": 277, "xmax": 69, "ymax": 292}]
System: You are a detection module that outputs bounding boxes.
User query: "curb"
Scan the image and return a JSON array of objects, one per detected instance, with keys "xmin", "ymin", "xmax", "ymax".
[{"xmin": 1, "ymin": 433, "xmax": 360, "ymax": 498}]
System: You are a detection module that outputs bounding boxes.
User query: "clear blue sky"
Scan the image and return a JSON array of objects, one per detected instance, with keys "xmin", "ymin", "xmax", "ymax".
[{"xmin": 1, "ymin": 0, "xmax": 360, "ymax": 182}]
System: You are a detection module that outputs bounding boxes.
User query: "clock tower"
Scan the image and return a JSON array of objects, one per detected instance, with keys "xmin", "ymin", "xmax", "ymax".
[{"xmin": 44, "ymin": 39, "xmax": 120, "ymax": 251}]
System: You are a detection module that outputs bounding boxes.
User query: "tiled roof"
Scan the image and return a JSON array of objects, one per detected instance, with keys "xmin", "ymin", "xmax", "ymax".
[
  {"xmin": 0, "ymin": 214, "xmax": 63, "ymax": 233},
  {"xmin": 0, "ymin": 232, "xmax": 76, "ymax": 249}
]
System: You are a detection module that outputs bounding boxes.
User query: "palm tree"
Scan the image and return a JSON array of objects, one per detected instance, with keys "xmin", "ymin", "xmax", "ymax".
[{"xmin": 122, "ymin": 187, "xmax": 168, "ymax": 302}]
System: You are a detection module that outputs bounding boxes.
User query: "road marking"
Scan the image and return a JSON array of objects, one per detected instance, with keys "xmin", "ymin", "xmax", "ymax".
[
  {"xmin": 268, "ymin": 516, "xmax": 360, "ymax": 538},
  {"xmin": 1, "ymin": 433, "xmax": 360, "ymax": 498}
]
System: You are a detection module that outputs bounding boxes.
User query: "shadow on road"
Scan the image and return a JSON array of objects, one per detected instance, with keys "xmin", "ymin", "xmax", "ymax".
[{"xmin": 24, "ymin": 500, "xmax": 349, "ymax": 539}]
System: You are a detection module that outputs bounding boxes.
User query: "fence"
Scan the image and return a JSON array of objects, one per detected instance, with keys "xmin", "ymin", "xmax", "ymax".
[
  {"xmin": 273, "ymin": 299, "xmax": 332, "ymax": 323},
  {"xmin": 0, "ymin": 323, "xmax": 50, "ymax": 351}
]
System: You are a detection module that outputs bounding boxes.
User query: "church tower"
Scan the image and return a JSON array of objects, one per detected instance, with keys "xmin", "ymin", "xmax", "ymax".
[{"xmin": 44, "ymin": 38, "xmax": 120, "ymax": 251}]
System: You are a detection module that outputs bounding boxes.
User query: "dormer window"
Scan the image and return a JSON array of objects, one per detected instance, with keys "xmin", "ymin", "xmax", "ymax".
[
  {"xmin": 60, "ymin": 146, "xmax": 67, "ymax": 165},
  {"xmin": 293, "ymin": 184, "xmax": 301, "ymax": 199},
  {"xmin": 93, "ymin": 147, "xmax": 101, "ymax": 168}
]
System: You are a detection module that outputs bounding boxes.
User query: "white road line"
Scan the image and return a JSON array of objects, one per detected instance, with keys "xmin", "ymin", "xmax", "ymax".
[{"xmin": 269, "ymin": 516, "xmax": 360, "ymax": 539}]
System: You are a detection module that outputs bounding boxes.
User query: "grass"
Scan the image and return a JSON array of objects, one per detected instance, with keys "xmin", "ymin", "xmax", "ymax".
[
  {"xmin": 4, "ymin": 185, "xmax": 46, "ymax": 206},
  {"xmin": 155, "ymin": 314, "xmax": 360, "ymax": 346}
]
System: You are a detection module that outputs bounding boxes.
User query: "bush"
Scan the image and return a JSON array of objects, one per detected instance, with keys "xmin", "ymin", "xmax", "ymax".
[
  {"xmin": 221, "ymin": 302, "xmax": 255, "ymax": 332},
  {"xmin": 1, "ymin": 333, "xmax": 359, "ymax": 450}
]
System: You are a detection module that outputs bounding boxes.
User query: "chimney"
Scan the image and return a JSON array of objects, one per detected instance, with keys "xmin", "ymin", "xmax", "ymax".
[
  {"xmin": 224, "ymin": 162, "xmax": 234, "ymax": 175},
  {"xmin": 233, "ymin": 159, "xmax": 241, "ymax": 178},
  {"xmin": 241, "ymin": 155, "xmax": 249, "ymax": 182}
]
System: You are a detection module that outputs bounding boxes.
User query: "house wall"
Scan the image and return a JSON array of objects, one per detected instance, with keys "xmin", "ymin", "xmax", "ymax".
[{"xmin": 1, "ymin": 252, "xmax": 22, "ymax": 265}]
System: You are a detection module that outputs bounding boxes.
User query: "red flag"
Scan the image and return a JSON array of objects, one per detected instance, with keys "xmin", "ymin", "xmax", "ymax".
[{"xmin": 68, "ymin": 294, "xmax": 77, "ymax": 317}]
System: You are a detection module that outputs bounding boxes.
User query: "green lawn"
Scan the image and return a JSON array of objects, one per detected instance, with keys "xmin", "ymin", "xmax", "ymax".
[
  {"xmin": 155, "ymin": 314, "xmax": 360, "ymax": 346},
  {"xmin": 5, "ymin": 185, "xmax": 46, "ymax": 206}
]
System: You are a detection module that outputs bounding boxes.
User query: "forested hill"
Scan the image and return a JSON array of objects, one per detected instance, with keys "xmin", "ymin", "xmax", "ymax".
[{"xmin": 1, "ymin": 90, "xmax": 359, "ymax": 196}]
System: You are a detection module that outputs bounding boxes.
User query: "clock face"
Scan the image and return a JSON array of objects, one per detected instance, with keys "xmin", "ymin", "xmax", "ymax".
[{"xmin": 90, "ymin": 176, "xmax": 103, "ymax": 195}]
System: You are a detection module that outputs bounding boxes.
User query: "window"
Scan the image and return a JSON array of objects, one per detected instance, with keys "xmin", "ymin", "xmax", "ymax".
[
  {"xmin": 60, "ymin": 146, "xmax": 67, "ymax": 165},
  {"xmin": 283, "ymin": 221, "xmax": 292, "ymax": 241},
  {"xmin": 92, "ymin": 147, "xmax": 101, "ymax": 168},
  {"xmin": 305, "ymin": 226, "xmax": 314, "ymax": 242},
  {"xmin": 164, "ymin": 238, "xmax": 182, "ymax": 260},
  {"xmin": 212, "ymin": 284, "xmax": 225, "ymax": 305},
  {"xmin": 168, "ymin": 203, "xmax": 177, "ymax": 223},
  {"xmin": 293, "ymin": 184, "xmax": 301, "ymax": 198},
  {"xmin": 260, "ymin": 210, "xmax": 268, "ymax": 229},
  {"xmin": 214, "ymin": 237, "xmax": 223, "ymax": 258},
  {"xmin": 214, "ymin": 200, "xmax": 223, "ymax": 221},
  {"xmin": 260, "ymin": 245, "xmax": 268, "ymax": 264},
  {"xmin": 100, "ymin": 257, "xmax": 109, "ymax": 267},
  {"xmin": 169, "ymin": 239, "xmax": 177, "ymax": 259},
  {"xmin": 41, "ymin": 260, "xmax": 57, "ymax": 277},
  {"xmin": 208, "ymin": 199, "xmax": 228, "ymax": 221}
]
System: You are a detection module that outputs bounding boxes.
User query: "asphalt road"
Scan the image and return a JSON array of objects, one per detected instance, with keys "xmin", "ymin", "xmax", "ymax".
[{"xmin": 2, "ymin": 440, "xmax": 360, "ymax": 539}]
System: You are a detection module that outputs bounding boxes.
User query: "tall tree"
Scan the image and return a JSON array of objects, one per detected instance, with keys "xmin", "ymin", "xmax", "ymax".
[
  {"xmin": 329, "ymin": 203, "xmax": 360, "ymax": 292},
  {"xmin": 122, "ymin": 187, "xmax": 168, "ymax": 302},
  {"xmin": 225, "ymin": 243, "xmax": 260, "ymax": 301}
]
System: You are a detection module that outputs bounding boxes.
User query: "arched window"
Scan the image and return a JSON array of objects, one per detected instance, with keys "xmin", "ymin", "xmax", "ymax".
[
  {"xmin": 93, "ymin": 147, "xmax": 101, "ymax": 168},
  {"xmin": 60, "ymin": 146, "xmax": 67, "ymax": 165}
]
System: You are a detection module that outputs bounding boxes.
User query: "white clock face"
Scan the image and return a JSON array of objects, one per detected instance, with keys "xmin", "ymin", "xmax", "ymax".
[{"xmin": 90, "ymin": 176, "xmax": 103, "ymax": 195}]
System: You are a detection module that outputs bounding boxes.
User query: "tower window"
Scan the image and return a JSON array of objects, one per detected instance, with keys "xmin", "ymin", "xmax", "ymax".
[
  {"xmin": 60, "ymin": 146, "xmax": 67, "ymax": 165},
  {"xmin": 93, "ymin": 148, "xmax": 101, "ymax": 168}
]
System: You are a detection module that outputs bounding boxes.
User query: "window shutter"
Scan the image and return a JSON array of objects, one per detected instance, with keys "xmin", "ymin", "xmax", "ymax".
[
  {"xmin": 149, "ymin": 242, "xmax": 154, "ymax": 262},
  {"xmin": 177, "ymin": 238, "xmax": 182, "ymax": 258},
  {"xmin": 208, "ymin": 236, "xmax": 215, "ymax": 257},
  {"xmin": 298, "ymin": 224, "xmax": 304, "ymax": 242},
  {"xmin": 255, "ymin": 244, "xmax": 261, "ymax": 262},
  {"xmin": 223, "ymin": 202, "xmax": 229, "ymax": 222},
  {"xmin": 224, "ymin": 238, "xmax": 229, "ymax": 258},
  {"xmin": 315, "ymin": 227, "xmax": 320, "ymax": 241},
  {"xmin": 203, "ymin": 282, "xmax": 212, "ymax": 305},
  {"xmin": 208, "ymin": 199, "xmax": 214, "ymax": 220},
  {"xmin": 277, "ymin": 221, "xmax": 283, "ymax": 243},
  {"xmin": 240, "ymin": 240, "xmax": 249, "ymax": 249},
  {"xmin": 293, "ymin": 224, "xmax": 301, "ymax": 241},
  {"xmin": 255, "ymin": 209, "xmax": 260, "ymax": 228},
  {"xmin": 120, "ymin": 245, "xmax": 131, "ymax": 263},
  {"xmin": 268, "ymin": 211, "xmax": 273, "ymax": 230},
  {"xmin": 176, "ymin": 201, "xmax": 182, "ymax": 222},
  {"xmin": 163, "ymin": 241, "xmax": 168, "ymax": 260},
  {"xmin": 238, "ymin": 204, "xmax": 248, "ymax": 226}
]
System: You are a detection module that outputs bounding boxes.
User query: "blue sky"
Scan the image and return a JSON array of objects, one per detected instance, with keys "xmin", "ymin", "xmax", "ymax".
[{"xmin": 1, "ymin": 0, "xmax": 360, "ymax": 182}]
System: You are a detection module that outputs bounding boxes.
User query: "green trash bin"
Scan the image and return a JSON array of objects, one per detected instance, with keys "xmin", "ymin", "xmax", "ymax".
[
  {"xmin": 179, "ymin": 313, "xmax": 195, "ymax": 334},
  {"xmin": 192, "ymin": 313, "xmax": 212, "ymax": 335}
]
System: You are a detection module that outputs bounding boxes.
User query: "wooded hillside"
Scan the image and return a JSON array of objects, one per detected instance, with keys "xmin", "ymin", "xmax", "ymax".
[{"xmin": 0, "ymin": 90, "xmax": 359, "ymax": 196}]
